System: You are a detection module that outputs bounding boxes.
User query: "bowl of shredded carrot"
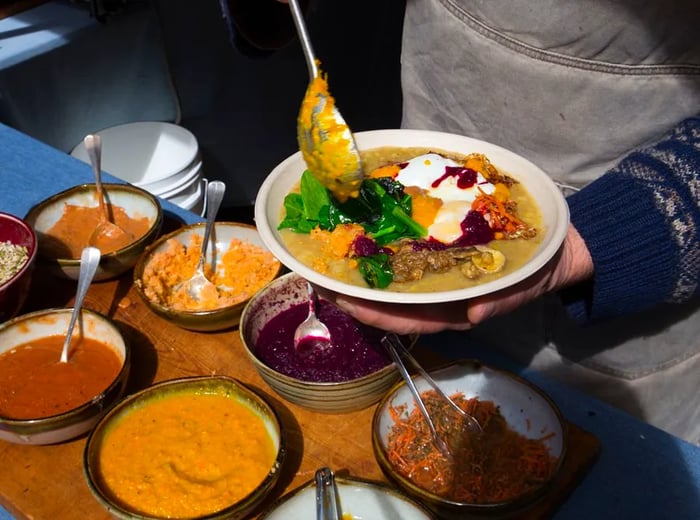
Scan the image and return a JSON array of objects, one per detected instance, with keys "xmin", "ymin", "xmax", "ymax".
[
  {"xmin": 372, "ymin": 359, "xmax": 567, "ymax": 519},
  {"xmin": 133, "ymin": 222, "xmax": 282, "ymax": 332}
]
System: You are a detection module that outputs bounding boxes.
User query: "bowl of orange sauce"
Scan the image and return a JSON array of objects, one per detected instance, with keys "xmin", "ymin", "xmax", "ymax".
[
  {"xmin": 0, "ymin": 307, "xmax": 130, "ymax": 445},
  {"xmin": 25, "ymin": 183, "xmax": 162, "ymax": 281},
  {"xmin": 83, "ymin": 375, "xmax": 285, "ymax": 520}
]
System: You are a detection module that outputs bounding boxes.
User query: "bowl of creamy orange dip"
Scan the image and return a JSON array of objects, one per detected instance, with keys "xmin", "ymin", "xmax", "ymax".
[
  {"xmin": 25, "ymin": 183, "xmax": 163, "ymax": 281},
  {"xmin": 84, "ymin": 375, "xmax": 285, "ymax": 520}
]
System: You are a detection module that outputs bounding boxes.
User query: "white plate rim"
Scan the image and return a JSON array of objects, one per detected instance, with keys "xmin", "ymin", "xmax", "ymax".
[{"xmin": 254, "ymin": 129, "xmax": 570, "ymax": 304}]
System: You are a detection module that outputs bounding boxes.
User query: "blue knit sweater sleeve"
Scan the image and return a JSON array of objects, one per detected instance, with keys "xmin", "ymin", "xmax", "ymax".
[{"xmin": 564, "ymin": 115, "xmax": 700, "ymax": 323}]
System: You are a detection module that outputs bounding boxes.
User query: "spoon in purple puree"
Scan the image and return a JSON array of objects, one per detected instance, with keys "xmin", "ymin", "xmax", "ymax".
[{"xmin": 293, "ymin": 281, "xmax": 332, "ymax": 355}]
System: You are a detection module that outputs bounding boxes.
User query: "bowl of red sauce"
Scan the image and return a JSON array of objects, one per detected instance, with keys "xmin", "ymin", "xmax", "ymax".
[
  {"xmin": 372, "ymin": 360, "xmax": 567, "ymax": 519},
  {"xmin": 0, "ymin": 212, "xmax": 37, "ymax": 322},
  {"xmin": 0, "ymin": 307, "xmax": 130, "ymax": 445},
  {"xmin": 239, "ymin": 272, "xmax": 417, "ymax": 413},
  {"xmin": 24, "ymin": 183, "xmax": 162, "ymax": 281}
]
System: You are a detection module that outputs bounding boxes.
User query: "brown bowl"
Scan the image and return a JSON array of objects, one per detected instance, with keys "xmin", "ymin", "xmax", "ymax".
[
  {"xmin": 133, "ymin": 221, "xmax": 282, "ymax": 332},
  {"xmin": 372, "ymin": 360, "xmax": 568, "ymax": 519},
  {"xmin": 83, "ymin": 375, "xmax": 285, "ymax": 520},
  {"xmin": 24, "ymin": 183, "xmax": 163, "ymax": 281}
]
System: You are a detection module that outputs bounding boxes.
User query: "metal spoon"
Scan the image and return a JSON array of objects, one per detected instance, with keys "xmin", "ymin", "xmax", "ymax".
[
  {"xmin": 59, "ymin": 247, "xmax": 101, "ymax": 363},
  {"xmin": 293, "ymin": 282, "xmax": 332, "ymax": 355},
  {"xmin": 315, "ymin": 467, "xmax": 341, "ymax": 520},
  {"xmin": 384, "ymin": 333, "xmax": 482, "ymax": 435},
  {"xmin": 382, "ymin": 334, "xmax": 454, "ymax": 460},
  {"xmin": 172, "ymin": 180, "xmax": 226, "ymax": 301},
  {"xmin": 84, "ymin": 134, "xmax": 134, "ymax": 250},
  {"xmin": 288, "ymin": 0, "xmax": 364, "ymax": 202},
  {"xmin": 382, "ymin": 333, "xmax": 482, "ymax": 460}
]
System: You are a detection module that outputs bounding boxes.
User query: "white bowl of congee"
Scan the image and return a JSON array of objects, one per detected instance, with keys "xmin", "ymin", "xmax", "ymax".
[{"xmin": 254, "ymin": 129, "xmax": 569, "ymax": 304}]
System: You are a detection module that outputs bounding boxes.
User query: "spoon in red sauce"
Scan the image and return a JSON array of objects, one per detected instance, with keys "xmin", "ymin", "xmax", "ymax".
[
  {"xmin": 293, "ymin": 282, "xmax": 332, "ymax": 355},
  {"xmin": 59, "ymin": 246, "xmax": 101, "ymax": 363}
]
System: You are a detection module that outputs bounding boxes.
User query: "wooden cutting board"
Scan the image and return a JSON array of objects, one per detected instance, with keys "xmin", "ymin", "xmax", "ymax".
[{"xmin": 0, "ymin": 224, "xmax": 599, "ymax": 519}]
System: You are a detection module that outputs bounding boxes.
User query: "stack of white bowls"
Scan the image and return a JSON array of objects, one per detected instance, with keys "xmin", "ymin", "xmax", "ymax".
[{"xmin": 71, "ymin": 122, "xmax": 206, "ymax": 216}]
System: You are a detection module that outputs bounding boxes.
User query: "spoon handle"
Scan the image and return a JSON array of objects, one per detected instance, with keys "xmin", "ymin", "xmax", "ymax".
[
  {"xmin": 84, "ymin": 134, "xmax": 108, "ymax": 219},
  {"xmin": 196, "ymin": 180, "xmax": 225, "ymax": 272},
  {"xmin": 288, "ymin": 0, "xmax": 319, "ymax": 80},
  {"xmin": 315, "ymin": 467, "xmax": 341, "ymax": 520},
  {"xmin": 60, "ymin": 247, "xmax": 101, "ymax": 363}
]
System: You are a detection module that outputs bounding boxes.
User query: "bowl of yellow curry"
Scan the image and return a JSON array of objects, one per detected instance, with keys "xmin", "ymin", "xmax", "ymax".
[
  {"xmin": 133, "ymin": 221, "xmax": 282, "ymax": 332},
  {"xmin": 83, "ymin": 375, "xmax": 285, "ymax": 520},
  {"xmin": 25, "ymin": 183, "xmax": 162, "ymax": 281},
  {"xmin": 254, "ymin": 129, "xmax": 569, "ymax": 305}
]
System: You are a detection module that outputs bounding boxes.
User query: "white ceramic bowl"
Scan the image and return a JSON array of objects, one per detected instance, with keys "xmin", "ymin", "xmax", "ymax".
[
  {"xmin": 71, "ymin": 121, "xmax": 199, "ymax": 193},
  {"xmin": 255, "ymin": 129, "xmax": 570, "ymax": 304},
  {"xmin": 372, "ymin": 360, "xmax": 567, "ymax": 518},
  {"xmin": 258, "ymin": 473, "xmax": 434, "ymax": 519},
  {"xmin": 0, "ymin": 308, "xmax": 130, "ymax": 445}
]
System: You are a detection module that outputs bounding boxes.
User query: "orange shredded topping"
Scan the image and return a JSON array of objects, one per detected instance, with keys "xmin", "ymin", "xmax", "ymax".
[
  {"xmin": 386, "ymin": 390, "xmax": 559, "ymax": 504},
  {"xmin": 141, "ymin": 234, "xmax": 280, "ymax": 311}
]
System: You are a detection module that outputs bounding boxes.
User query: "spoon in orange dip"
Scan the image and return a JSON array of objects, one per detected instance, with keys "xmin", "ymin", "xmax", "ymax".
[
  {"xmin": 288, "ymin": 0, "xmax": 364, "ymax": 202},
  {"xmin": 84, "ymin": 134, "xmax": 135, "ymax": 250}
]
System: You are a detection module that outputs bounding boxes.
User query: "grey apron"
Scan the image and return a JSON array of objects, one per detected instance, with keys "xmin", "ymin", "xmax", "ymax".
[{"xmin": 400, "ymin": 0, "xmax": 700, "ymax": 443}]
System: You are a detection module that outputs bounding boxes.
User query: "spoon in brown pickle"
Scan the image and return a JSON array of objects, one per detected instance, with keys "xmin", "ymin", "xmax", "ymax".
[
  {"xmin": 293, "ymin": 281, "xmax": 332, "ymax": 355},
  {"xmin": 382, "ymin": 333, "xmax": 482, "ymax": 458},
  {"xmin": 84, "ymin": 134, "xmax": 134, "ymax": 250},
  {"xmin": 288, "ymin": 0, "xmax": 364, "ymax": 202},
  {"xmin": 172, "ymin": 180, "xmax": 226, "ymax": 301},
  {"xmin": 60, "ymin": 247, "xmax": 101, "ymax": 363}
]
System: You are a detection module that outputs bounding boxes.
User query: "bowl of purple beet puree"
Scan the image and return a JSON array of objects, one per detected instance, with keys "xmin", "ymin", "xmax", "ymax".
[{"xmin": 239, "ymin": 272, "xmax": 418, "ymax": 413}]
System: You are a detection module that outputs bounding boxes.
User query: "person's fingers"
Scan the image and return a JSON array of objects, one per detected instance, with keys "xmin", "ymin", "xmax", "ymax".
[{"xmin": 333, "ymin": 295, "xmax": 472, "ymax": 335}]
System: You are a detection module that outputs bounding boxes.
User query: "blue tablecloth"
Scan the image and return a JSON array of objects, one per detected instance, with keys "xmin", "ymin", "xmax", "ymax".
[{"xmin": 1, "ymin": 122, "xmax": 699, "ymax": 518}]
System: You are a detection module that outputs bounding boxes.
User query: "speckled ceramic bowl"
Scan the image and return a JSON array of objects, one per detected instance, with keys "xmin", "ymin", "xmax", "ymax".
[
  {"xmin": 133, "ymin": 222, "xmax": 282, "ymax": 332},
  {"xmin": 372, "ymin": 360, "xmax": 568, "ymax": 519},
  {"xmin": 24, "ymin": 183, "xmax": 162, "ymax": 281},
  {"xmin": 239, "ymin": 272, "xmax": 418, "ymax": 414},
  {"xmin": 258, "ymin": 473, "xmax": 434, "ymax": 519},
  {"xmin": 83, "ymin": 375, "xmax": 285, "ymax": 520},
  {"xmin": 0, "ymin": 212, "xmax": 37, "ymax": 322},
  {"xmin": 0, "ymin": 308, "xmax": 130, "ymax": 445}
]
